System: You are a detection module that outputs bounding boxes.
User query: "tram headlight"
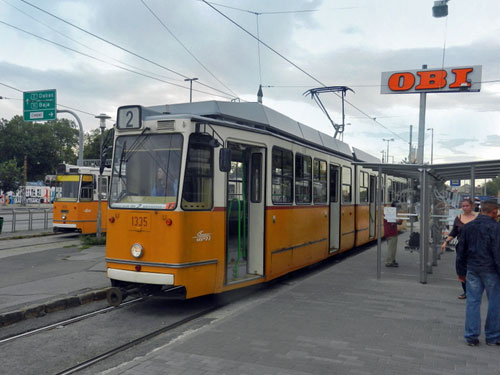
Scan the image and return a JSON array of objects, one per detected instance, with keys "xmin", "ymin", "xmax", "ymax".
[
  {"xmin": 62, "ymin": 215, "xmax": 67, "ymax": 220},
  {"xmin": 130, "ymin": 243, "xmax": 144, "ymax": 259}
]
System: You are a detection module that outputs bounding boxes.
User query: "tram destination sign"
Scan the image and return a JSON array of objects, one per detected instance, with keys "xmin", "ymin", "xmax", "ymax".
[{"xmin": 23, "ymin": 89, "xmax": 57, "ymax": 121}]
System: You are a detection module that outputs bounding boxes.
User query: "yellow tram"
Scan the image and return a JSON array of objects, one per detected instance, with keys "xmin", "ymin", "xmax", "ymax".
[
  {"xmin": 105, "ymin": 101, "xmax": 405, "ymax": 305},
  {"xmin": 53, "ymin": 164, "xmax": 111, "ymax": 234}
]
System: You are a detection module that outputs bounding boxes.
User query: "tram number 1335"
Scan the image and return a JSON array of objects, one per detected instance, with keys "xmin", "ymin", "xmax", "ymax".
[{"xmin": 130, "ymin": 215, "xmax": 151, "ymax": 231}]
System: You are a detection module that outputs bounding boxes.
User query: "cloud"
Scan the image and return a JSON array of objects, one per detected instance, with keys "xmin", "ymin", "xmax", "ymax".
[{"xmin": 480, "ymin": 134, "xmax": 500, "ymax": 147}]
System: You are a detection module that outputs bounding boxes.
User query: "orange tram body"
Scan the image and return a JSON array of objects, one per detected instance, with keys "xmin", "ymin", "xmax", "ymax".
[
  {"xmin": 53, "ymin": 164, "xmax": 111, "ymax": 234},
  {"xmin": 105, "ymin": 102, "xmax": 408, "ymax": 305}
]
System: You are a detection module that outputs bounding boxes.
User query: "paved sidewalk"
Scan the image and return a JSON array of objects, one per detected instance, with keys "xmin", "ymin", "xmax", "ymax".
[
  {"xmin": 0, "ymin": 231, "xmax": 109, "ymax": 326},
  {"xmin": 102, "ymin": 231, "xmax": 499, "ymax": 375}
]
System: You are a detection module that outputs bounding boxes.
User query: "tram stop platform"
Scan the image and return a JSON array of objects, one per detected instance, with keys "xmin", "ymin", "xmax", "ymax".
[
  {"xmin": 101, "ymin": 230, "xmax": 499, "ymax": 375},
  {"xmin": 0, "ymin": 228, "xmax": 498, "ymax": 374}
]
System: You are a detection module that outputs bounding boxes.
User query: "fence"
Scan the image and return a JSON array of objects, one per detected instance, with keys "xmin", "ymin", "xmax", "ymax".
[{"xmin": 0, "ymin": 208, "xmax": 53, "ymax": 233}]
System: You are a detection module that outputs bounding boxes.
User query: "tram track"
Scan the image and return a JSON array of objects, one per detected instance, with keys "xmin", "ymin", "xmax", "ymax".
[
  {"xmin": 0, "ymin": 298, "xmax": 143, "ymax": 345},
  {"xmin": 55, "ymin": 303, "xmax": 221, "ymax": 375},
  {"xmin": 0, "ymin": 234, "xmax": 79, "ymax": 251}
]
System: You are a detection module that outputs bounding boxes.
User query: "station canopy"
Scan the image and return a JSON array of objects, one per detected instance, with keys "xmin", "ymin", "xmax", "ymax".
[{"xmin": 354, "ymin": 159, "xmax": 500, "ymax": 182}]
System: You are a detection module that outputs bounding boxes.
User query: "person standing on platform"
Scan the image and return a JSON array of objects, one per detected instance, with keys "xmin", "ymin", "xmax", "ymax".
[
  {"xmin": 441, "ymin": 198, "xmax": 478, "ymax": 299},
  {"xmin": 384, "ymin": 202, "xmax": 402, "ymax": 267},
  {"xmin": 456, "ymin": 199, "xmax": 500, "ymax": 346}
]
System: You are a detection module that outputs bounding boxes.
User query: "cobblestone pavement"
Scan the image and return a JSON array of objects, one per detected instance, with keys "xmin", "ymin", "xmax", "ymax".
[{"xmin": 101, "ymin": 232, "xmax": 500, "ymax": 375}]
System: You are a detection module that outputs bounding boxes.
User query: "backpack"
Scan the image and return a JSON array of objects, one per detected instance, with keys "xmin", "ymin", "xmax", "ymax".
[{"xmin": 408, "ymin": 232, "xmax": 420, "ymax": 247}]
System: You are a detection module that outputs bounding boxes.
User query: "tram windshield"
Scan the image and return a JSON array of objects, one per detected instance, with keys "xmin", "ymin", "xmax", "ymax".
[
  {"xmin": 55, "ymin": 175, "xmax": 80, "ymax": 202},
  {"xmin": 110, "ymin": 133, "xmax": 183, "ymax": 210}
]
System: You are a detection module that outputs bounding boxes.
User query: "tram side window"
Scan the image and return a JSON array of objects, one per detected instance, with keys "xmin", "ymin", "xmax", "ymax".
[
  {"xmin": 330, "ymin": 165, "xmax": 339, "ymax": 203},
  {"xmin": 295, "ymin": 153, "xmax": 312, "ymax": 204},
  {"xmin": 387, "ymin": 179, "xmax": 393, "ymax": 203},
  {"xmin": 313, "ymin": 159, "xmax": 327, "ymax": 204},
  {"xmin": 359, "ymin": 172, "xmax": 369, "ymax": 203},
  {"xmin": 250, "ymin": 153, "xmax": 262, "ymax": 203},
  {"xmin": 181, "ymin": 135, "xmax": 213, "ymax": 210},
  {"xmin": 80, "ymin": 175, "xmax": 93, "ymax": 201},
  {"xmin": 341, "ymin": 167, "xmax": 352, "ymax": 203},
  {"xmin": 271, "ymin": 147, "xmax": 293, "ymax": 204}
]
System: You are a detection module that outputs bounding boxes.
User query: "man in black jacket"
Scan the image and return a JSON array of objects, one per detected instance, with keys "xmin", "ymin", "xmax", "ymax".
[{"xmin": 457, "ymin": 199, "xmax": 500, "ymax": 346}]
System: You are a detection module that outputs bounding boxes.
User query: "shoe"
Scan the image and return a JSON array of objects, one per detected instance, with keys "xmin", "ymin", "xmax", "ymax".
[
  {"xmin": 486, "ymin": 341, "xmax": 500, "ymax": 346},
  {"xmin": 458, "ymin": 293, "xmax": 467, "ymax": 299},
  {"xmin": 392, "ymin": 261, "xmax": 399, "ymax": 267},
  {"xmin": 385, "ymin": 263, "xmax": 395, "ymax": 267},
  {"xmin": 466, "ymin": 339, "xmax": 479, "ymax": 346}
]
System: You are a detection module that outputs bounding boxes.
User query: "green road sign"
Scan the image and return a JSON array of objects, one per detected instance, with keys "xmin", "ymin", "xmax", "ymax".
[{"xmin": 23, "ymin": 89, "xmax": 57, "ymax": 121}]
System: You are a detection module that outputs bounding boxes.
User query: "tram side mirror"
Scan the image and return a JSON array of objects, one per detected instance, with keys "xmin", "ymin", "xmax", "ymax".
[
  {"xmin": 99, "ymin": 145, "xmax": 112, "ymax": 174},
  {"xmin": 99, "ymin": 160, "xmax": 106, "ymax": 175},
  {"xmin": 219, "ymin": 148, "xmax": 232, "ymax": 172}
]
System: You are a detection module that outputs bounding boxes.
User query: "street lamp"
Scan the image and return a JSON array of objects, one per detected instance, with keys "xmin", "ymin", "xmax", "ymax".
[
  {"xmin": 432, "ymin": 0, "xmax": 449, "ymax": 17},
  {"xmin": 382, "ymin": 138, "xmax": 394, "ymax": 163},
  {"xmin": 426, "ymin": 128, "xmax": 434, "ymax": 164},
  {"xmin": 95, "ymin": 113, "xmax": 111, "ymax": 240},
  {"xmin": 184, "ymin": 78, "xmax": 198, "ymax": 103}
]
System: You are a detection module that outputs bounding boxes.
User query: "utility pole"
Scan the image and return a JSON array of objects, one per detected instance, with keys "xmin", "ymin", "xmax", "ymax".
[
  {"xmin": 417, "ymin": 65, "xmax": 428, "ymax": 164},
  {"xmin": 22, "ymin": 155, "xmax": 27, "ymax": 206},
  {"xmin": 427, "ymin": 127, "xmax": 434, "ymax": 164},
  {"xmin": 408, "ymin": 125, "xmax": 413, "ymax": 164},
  {"xmin": 57, "ymin": 109, "xmax": 84, "ymax": 166},
  {"xmin": 184, "ymin": 78, "xmax": 198, "ymax": 103},
  {"xmin": 95, "ymin": 113, "xmax": 111, "ymax": 240},
  {"xmin": 383, "ymin": 138, "xmax": 394, "ymax": 164}
]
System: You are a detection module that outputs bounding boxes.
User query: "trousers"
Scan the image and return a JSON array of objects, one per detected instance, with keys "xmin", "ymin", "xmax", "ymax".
[
  {"xmin": 465, "ymin": 270, "xmax": 500, "ymax": 343},
  {"xmin": 386, "ymin": 236, "xmax": 398, "ymax": 264}
]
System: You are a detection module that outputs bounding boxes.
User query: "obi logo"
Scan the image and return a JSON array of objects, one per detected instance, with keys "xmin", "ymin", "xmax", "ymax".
[
  {"xmin": 193, "ymin": 231, "xmax": 211, "ymax": 242},
  {"xmin": 381, "ymin": 66, "xmax": 481, "ymax": 94},
  {"xmin": 83, "ymin": 209, "xmax": 92, "ymax": 213}
]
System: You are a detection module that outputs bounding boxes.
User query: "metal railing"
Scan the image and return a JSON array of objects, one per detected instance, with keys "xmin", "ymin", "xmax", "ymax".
[{"xmin": 0, "ymin": 208, "xmax": 53, "ymax": 233}]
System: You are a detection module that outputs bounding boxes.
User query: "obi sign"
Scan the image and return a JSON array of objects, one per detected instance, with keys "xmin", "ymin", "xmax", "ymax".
[{"xmin": 381, "ymin": 66, "xmax": 481, "ymax": 94}]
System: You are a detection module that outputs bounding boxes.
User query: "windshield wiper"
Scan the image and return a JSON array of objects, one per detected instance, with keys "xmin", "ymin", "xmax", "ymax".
[
  {"xmin": 118, "ymin": 140, "xmax": 127, "ymax": 178},
  {"xmin": 123, "ymin": 127, "xmax": 151, "ymax": 162}
]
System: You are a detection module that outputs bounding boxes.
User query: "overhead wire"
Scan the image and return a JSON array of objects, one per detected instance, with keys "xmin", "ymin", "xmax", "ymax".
[
  {"xmin": 201, "ymin": 0, "xmax": 408, "ymax": 143},
  {"xmin": 1, "ymin": 0, "xmax": 185, "ymax": 84},
  {"xmin": 140, "ymin": 0, "xmax": 238, "ymax": 98},
  {"xmin": 0, "ymin": 20, "xmax": 233, "ymax": 100},
  {"xmin": 18, "ymin": 0, "xmax": 237, "ymax": 99}
]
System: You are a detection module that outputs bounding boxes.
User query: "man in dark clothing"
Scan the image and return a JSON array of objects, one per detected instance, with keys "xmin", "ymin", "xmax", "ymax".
[{"xmin": 456, "ymin": 199, "xmax": 500, "ymax": 346}]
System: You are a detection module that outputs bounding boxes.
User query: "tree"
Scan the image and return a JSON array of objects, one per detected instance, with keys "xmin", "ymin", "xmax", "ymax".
[
  {"xmin": 486, "ymin": 177, "xmax": 500, "ymax": 197},
  {"xmin": 0, "ymin": 159, "xmax": 22, "ymax": 193},
  {"xmin": 83, "ymin": 128, "xmax": 113, "ymax": 160},
  {"xmin": 0, "ymin": 116, "xmax": 79, "ymax": 181}
]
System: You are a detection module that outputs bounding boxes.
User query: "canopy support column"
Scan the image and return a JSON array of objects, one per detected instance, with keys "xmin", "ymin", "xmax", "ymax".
[{"xmin": 376, "ymin": 165, "xmax": 383, "ymax": 280}]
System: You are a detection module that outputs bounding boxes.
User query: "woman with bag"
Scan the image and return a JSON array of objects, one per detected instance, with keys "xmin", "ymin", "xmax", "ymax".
[{"xmin": 441, "ymin": 198, "xmax": 478, "ymax": 299}]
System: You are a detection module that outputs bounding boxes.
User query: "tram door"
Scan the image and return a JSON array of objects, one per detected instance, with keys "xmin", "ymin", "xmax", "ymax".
[
  {"xmin": 329, "ymin": 165, "xmax": 340, "ymax": 252},
  {"xmin": 226, "ymin": 143, "xmax": 265, "ymax": 284},
  {"xmin": 369, "ymin": 175, "xmax": 377, "ymax": 238}
]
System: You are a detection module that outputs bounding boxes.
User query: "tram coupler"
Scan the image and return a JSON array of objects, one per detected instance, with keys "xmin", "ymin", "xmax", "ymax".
[{"xmin": 106, "ymin": 287, "xmax": 139, "ymax": 307}]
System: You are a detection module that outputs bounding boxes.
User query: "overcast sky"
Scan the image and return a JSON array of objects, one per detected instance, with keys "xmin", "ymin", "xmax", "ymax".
[{"xmin": 1, "ymin": 0, "xmax": 499, "ymax": 165}]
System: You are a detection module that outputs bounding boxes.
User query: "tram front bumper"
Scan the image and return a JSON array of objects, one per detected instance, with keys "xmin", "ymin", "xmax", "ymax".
[{"xmin": 107, "ymin": 268, "xmax": 174, "ymax": 285}]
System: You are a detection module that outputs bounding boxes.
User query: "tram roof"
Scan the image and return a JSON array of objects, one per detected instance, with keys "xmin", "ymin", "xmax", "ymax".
[
  {"xmin": 354, "ymin": 159, "xmax": 500, "ymax": 181},
  {"xmin": 145, "ymin": 101, "xmax": 363, "ymax": 159}
]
